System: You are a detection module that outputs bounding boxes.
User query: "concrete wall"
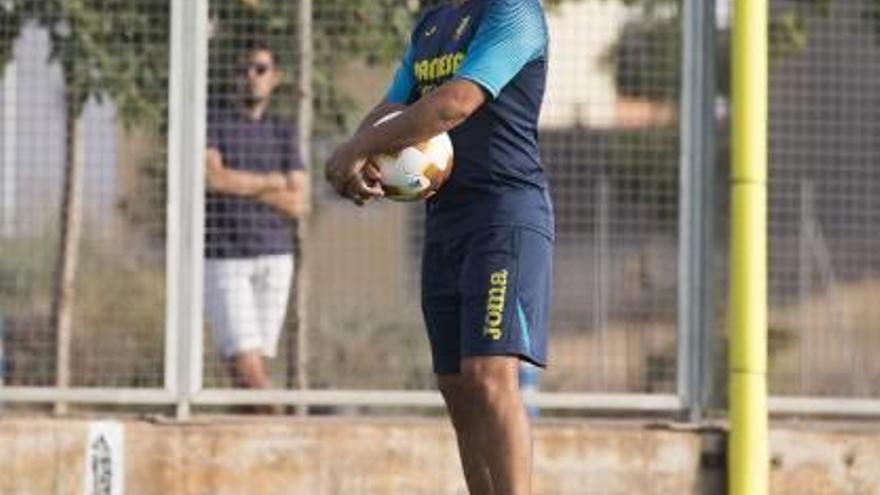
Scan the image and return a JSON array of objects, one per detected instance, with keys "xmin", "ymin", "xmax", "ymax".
[{"xmin": 2, "ymin": 416, "xmax": 879, "ymax": 495}]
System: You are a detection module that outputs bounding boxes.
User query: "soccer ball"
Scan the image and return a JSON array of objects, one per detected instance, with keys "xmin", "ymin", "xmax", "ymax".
[{"xmin": 367, "ymin": 111, "xmax": 454, "ymax": 202}]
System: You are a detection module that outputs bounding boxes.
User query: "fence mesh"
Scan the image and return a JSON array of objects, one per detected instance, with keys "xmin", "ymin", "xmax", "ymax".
[
  {"xmin": 538, "ymin": 1, "xmax": 682, "ymax": 393},
  {"xmin": 0, "ymin": 0, "xmax": 878, "ymax": 408},
  {"xmin": 0, "ymin": 0, "xmax": 170, "ymax": 390},
  {"xmin": 298, "ymin": 0, "xmax": 683, "ymax": 394},
  {"xmin": 762, "ymin": 0, "xmax": 880, "ymax": 398}
]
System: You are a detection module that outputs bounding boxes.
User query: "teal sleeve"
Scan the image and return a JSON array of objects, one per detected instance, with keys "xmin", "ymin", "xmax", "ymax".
[
  {"xmin": 384, "ymin": 44, "xmax": 417, "ymax": 104},
  {"xmin": 455, "ymin": 0, "xmax": 547, "ymax": 98}
]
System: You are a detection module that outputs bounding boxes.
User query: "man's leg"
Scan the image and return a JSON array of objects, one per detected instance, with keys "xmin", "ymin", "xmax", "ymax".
[
  {"xmin": 438, "ymin": 373, "xmax": 495, "ymax": 495},
  {"xmin": 252, "ymin": 255, "xmax": 294, "ymax": 362},
  {"xmin": 206, "ymin": 257, "xmax": 280, "ymax": 413},
  {"xmin": 439, "ymin": 355, "xmax": 532, "ymax": 495},
  {"xmin": 247, "ymin": 255, "xmax": 294, "ymax": 415},
  {"xmin": 226, "ymin": 350, "xmax": 282, "ymax": 415},
  {"xmin": 229, "ymin": 350, "xmax": 272, "ymax": 389}
]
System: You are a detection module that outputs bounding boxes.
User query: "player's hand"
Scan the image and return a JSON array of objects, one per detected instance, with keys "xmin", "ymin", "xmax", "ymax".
[
  {"xmin": 363, "ymin": 160, "xmax": 382, "ymax": 185},
  {"xmin": 325, "ymin": 141, "xmax": 384, "ymax": 206}
]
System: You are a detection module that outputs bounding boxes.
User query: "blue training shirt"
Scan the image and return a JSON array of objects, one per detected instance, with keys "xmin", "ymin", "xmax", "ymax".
[{"xmin": 385, "ymin": 0, "xmax": 554, "ymax": 241}]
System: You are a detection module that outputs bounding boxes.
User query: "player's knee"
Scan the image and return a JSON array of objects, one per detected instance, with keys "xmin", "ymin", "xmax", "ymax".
[{"xmin": 460, "ymin": 356, "xmax": 519, "ymax": 403}]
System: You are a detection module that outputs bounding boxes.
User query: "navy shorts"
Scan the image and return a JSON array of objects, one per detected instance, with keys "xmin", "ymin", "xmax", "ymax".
[{"xmin": 421, "ymin": 226, "xmax": 553, "ymax": 374}]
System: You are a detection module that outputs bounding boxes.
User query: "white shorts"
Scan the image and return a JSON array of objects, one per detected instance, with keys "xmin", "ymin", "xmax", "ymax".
[{"xmin": 204, "ymin": 255, "xmax": 294, "ymax": 358}]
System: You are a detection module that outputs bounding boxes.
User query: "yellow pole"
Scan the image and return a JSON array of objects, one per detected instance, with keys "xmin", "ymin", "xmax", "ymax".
[{"xmin": 729, "ymin": 0, "xmax": 769, "ymax": 494}]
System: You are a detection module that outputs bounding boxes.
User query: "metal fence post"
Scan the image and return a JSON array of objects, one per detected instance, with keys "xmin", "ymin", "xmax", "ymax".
[
  {"xmin": 678, "ymin": 0, "xmax": 717, "ymax": 422},
  {"xmin": 166, "ymin": 0, "xmax": 209, "ymax": 419},
  {"xmin": 288, "ymin": 0, "xmax": 314, "ymax": 416}
]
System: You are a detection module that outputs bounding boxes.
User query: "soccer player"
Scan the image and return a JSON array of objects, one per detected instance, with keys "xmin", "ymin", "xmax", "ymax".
[{"xmin": 326, "ymin": 1, "xmax": 552, "ymax": 493}]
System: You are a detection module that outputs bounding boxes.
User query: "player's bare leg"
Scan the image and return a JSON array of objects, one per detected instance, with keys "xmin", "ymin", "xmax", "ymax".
[
  {"xmin": 439, "ymin": 355, "xmax": 532, "ymax": 495},
  {"xmin": 439, "ymin": 374, "xmax": 495, "ymax": 494}
]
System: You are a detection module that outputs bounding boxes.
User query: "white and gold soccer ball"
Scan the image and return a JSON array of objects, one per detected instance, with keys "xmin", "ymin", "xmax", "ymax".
[{"xmin": 367, "ymin": 111, "xmax": 454, "ymax": 202}]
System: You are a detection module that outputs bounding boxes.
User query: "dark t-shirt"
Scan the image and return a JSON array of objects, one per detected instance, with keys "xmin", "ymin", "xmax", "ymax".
[
  {"xmin": 385, "ymin": 0, "xmax": 554, "ymax": 241},
  {"xmin": 205, "ymin": 106, "xmax": 304, "ymax": 258}
]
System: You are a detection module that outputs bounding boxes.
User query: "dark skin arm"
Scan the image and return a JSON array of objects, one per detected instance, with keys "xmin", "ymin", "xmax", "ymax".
[
  {"xmin": 325, "ymin": 79, "xmax": 487, "ymax": 205},
  {"xmin": 356, "ymin": 102, "xmax": 408, "ymax": 133}
]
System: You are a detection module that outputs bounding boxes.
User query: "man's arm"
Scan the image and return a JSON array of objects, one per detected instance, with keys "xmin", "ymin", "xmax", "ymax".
[
  {"xmin": 254, "ymin": 170, "xmax": 309, "ymax": 218},
  {"xmin": 353, "ymin": 80, "xmax": 485, "ymax": 158},
  {"xmin": 206, "ymin": 147, "xmax": 288, "ymax": 197},
  {"xmin": 325, "ymin": 79, "xmax": 486, "ymax": 201},
  {"xmin": 356, "ymin": 102, "xmax": 408, "ymax": 133}
]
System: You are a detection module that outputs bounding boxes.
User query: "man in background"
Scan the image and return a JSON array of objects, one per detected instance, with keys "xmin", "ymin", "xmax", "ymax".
[{"xmin": 203, "ymin": 38, "xmax": 308, "ymax": 406}]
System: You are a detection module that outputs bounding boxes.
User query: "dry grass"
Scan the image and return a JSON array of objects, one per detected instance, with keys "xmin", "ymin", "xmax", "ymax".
[{"xmin": 769, "ymin": 279, "xmax": 880, "ymax": 396}]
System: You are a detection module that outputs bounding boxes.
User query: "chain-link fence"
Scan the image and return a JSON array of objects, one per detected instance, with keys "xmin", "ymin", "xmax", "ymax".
[
  {"xmin": 540, "ymin": 1, "xmax": 682, "ymax": 394},
  {"xmin": 0, "ymin": 1, "xmax": 169, "ymax": 401},
  {"xmin": 0, "ymin": 0, "xmax": 878, "ymax": 414},
  {"xmin": 762, "ymin": 0, "xmax": 880, "ymax": 399}
]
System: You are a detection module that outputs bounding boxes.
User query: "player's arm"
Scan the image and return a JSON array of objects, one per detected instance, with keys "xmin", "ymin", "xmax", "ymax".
[
  {"xmin": 253, "ymin": 170, "xmax": 309, "ymax": 218},
  {"xmin": 355, "ymin": 0, "xmax": 547, "ymax": 157},
  {"xmin": 326, "ymin": 79, "xmax": 486, "ymax": 202},
  {"xmin": 325, "ymin": 81, "xmax": 485, "ymax": 202},
  {"xmin": 326, "ymin": 0, "xmax": 546, "ymax": 202},
  {"xmin": 356, "ymin": 102, "xmax": 408, "ymax": 133},
  {"xmin": 352, "ymin": 80, "xmax": 486, "ymax": 160},
  {"xmin": 205, "ymin": 147, "xmax": 287, "ymax": 197},
  {"xmin": 325, "ymin": 39, "xmax": 429, "ymax": 202},
  {"xmin": 357, "ymin": 0, "xmax": 546, "ymax": 157}
]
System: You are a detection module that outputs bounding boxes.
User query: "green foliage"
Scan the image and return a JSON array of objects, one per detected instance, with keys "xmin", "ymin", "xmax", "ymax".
[
  {"xmin": 1, "ymin": 0, "xmax": 170, "ymax": 126},
  {"xmin": 0, "ymin": 3, "xmax": 22, "ymax": 72},
  {"xmin": 311, "ymin": 0, "xmax": 415, "ymax": 134},
  {"xmin": 606, "ymin": 18, "xmax": 682, "ymax": 100},
  {"xmin": 2, "ymin": 0, "xmax": 878, "ymax": 125},
  {"xmin": 71, "ymin": 240, "xmax": 165, "ymax": 387},
  {"xmin": 0, "ymin": 0, "xmax": 418, "ymax": 132},
  {"xmin": 209, "ymin": 0, "xmax": 416, "ymax": 135},
  {"xmin": 869, "ymin": 0, "xmax": 880, "ymax": 40},
  {"xmin": 598, "ymin": 0, "xmax": 877, "ymax": 101},
  {"xmin": 0, "ymin": 237, "xmax": 165, "ymax": 388},
  {"xmin": 769, "ymin": 0, "xmax": 833, "ymax": 58}
]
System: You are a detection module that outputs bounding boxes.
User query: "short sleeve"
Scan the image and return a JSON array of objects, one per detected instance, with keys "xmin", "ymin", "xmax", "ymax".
[
  {"xmin": 281, "ymin": 123, "xmax": 305, "ymax": 172},
  {"xmin": 454, "ymin": 0, "xmax": 547, "ymax": 99},
  {"xmin": 384, "ymin": 43, "xmax": 417, "ymax": 104}
]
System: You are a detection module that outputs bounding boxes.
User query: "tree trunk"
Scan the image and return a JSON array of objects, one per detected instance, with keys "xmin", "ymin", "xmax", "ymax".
[{"xmin": 51, "ymin": 100, "xmax": 84, "ymax": 415}]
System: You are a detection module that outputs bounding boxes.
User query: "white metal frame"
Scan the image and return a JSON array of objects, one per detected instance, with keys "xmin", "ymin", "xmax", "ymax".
[
  {"xmin": 3, "ymin": 0, "xmax": 879, "ymax": 421},
  {"xmin": 5, "ymin": 387, "xmax": 879, "ymax": 419},
  {"xmin": 3, "ymin": 385, "xmax": 880, "ymax": 418},
  {"xmin": 0, "ymin": 385, "xmax": 682, "ymax": 413},
  {"xmin": 165, "ymin": 0, "xmax": 209, "ymax": 418},
  {"xmin": 193, "ymin": 390, "xmax": 682, "ymax": 412},
  {"xmin": 0, "ymin": 387, "xmax": 175, "ymax": 404},
  {"xmin": 769, "ymin": 397, "xmax": 880, "ymax": 417}
]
